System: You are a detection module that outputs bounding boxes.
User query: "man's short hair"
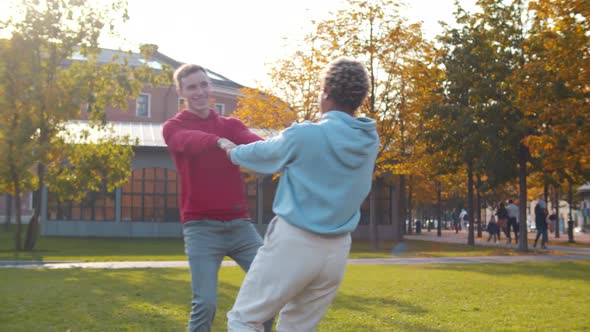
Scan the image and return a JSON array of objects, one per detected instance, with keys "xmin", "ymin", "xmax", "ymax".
[
  {"xmin": 320, "ymin": 57, "xmax": 370, "ymax": 110},
  {"xmin": 174, "ymin": 64, "xmax": 208, "ymax": 90}
]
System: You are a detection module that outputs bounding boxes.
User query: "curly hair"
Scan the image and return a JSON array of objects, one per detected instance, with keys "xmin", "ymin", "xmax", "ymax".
[
  {"xmin": 320, "ymin": 57, "xmax": 370, "ymax": 111},
  {"xmin": 174, "ymin": 64, "xmax": 208, "ymax": 90}
]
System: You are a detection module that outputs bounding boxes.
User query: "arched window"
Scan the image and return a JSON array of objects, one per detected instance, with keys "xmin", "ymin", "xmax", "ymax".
[{"xmin": 121, "ymin": 168, "xmax": 179, "ymax": 222}]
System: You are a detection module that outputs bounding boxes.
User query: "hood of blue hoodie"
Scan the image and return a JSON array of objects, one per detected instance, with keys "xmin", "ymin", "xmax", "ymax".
[{"xmin": 319, "ymin": 111, "xmax": 379, "ymax": 169}]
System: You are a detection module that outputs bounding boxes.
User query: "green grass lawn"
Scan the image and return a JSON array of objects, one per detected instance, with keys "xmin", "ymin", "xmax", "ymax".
[
  {"xmin": 1, "ymin": 261, "xmax": 589, "ymax": 331},
  {"xmin": 526, "ymin": 238, "xmax": 590, "ymax": 248},
  {"xmin": 348, "ymin": 239, "xmax": 554, "ymax": 258},
  {"xmin": 0, "ymin": 226, "xmax": 538, "ymax": 262}
]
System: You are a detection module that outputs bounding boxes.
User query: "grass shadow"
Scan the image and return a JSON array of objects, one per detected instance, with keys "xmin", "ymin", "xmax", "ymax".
[
  {"xmin": 1, "ymin": 267, "xmax": 221, "ymax": 331},
  {"xmin": 333, "ymin": 292, "xmax": 428, "ymax": 315}
]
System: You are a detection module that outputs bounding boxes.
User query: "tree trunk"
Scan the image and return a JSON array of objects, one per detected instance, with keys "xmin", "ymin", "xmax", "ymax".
[
  {"xmin": 4, "ymin": 194, "xmax": 12, "ymax": 232},
  {"xmin": 407, "ymin": 176, "xmax": 413, "ymax": 235},
  {"xmin": 436, "ymin": 181, "xmax": 442, "ymax": 237},
  {"xmin": 476, "ymin": 178, "xmax": 482, "ymax": 238},
  {"xmin": 398, "ymin": 175, "xmax": 406, "ymax": 237},
  {"xmin": 8, "ymin": 138, "xmax": 22, "ymax": 250},
  {"xmin": 482, "ymin": 198, "xmax": 487, "ymax": 226},
  {"xmin": 555, "ymin": 188, "xmax": 560, "ymax": 239},
  {"xmin": 517, "ymin": 143, "xmax": 528, "ymax": 252},
  {"xmin": 12, "ymin": 177, "xmax": 22, "ymax": 251},
  {"xmin": 369, "ymin": 183, "xmax": 380, "ymax": 251},
  {"xmin": 467, "ymin": 161, "xmax": 475, "ymax": 246},
  {"xmin": 544, "ymin": 179, "xmax": 550, "ymax": 236},
  {"xmin": 24, "ymin": 163, "xmax": 44, "ymax": 251},
  {"xmin": 543, "ymin": 180, "xmax": 549, "ymax": 217},
  {"xmin": 25, "ymin": 105, "xmax": 49, "ymax": 251},
  {"xmin": 391, "ymin": 183, "xmax": 402, "ymax": 241},
  {"xmin": 424, "ymin": 204, "xmax": 432, "ymax": 233}
]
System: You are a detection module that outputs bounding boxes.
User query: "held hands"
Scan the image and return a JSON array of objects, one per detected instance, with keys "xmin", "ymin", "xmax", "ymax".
[{"xmin": 217, "ymin": 138, "xmax": 237, "ymax": 158}]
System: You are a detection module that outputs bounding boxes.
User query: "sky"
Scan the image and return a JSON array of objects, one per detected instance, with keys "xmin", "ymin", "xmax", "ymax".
[
  {"xmin": 2, "ymin": 0, "xmax": 476, "ymax": 88},
  {"xmin": 112, "ymin": 0, "xmax": 477, "ymax": 87}
]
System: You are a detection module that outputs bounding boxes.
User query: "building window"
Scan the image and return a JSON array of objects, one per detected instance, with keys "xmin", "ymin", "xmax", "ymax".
[
  {"xmin": 47, "ymin": 189, "xmax": 116, "ymax": 221},
  {"xmin": 136, "ymin": 93, "xmax": 150, "ymax": 117},
  {"xmin": 121, "ymin": 168, "xmax": 179, "ymax": 222},
  {"xmin": 214, "ymin": 103, "xmax": 225, "ymax": 115}
]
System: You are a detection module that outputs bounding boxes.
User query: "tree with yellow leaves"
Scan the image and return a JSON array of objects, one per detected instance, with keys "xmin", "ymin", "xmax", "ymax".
[
  {"xmin": 517, "ymin": 0, "xmax": 590, "ymax": 241},
  {"xmin": 0, "ymin": 0, "xmax": 169, "ymax": 250},
  {"xmin": 234, "ymin": 0, "xmax": 439, "ymax": 247},
  {"xmin": 232, "ymin": 87, "xmax": 296, "ymax": 133}
]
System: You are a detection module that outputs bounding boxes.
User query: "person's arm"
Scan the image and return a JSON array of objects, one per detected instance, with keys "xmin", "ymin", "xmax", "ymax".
[
  {"xmin": 227, "ymin": 118, "xmax": 263, "ymax": 145},
  {"xmin": 227, "ymin": 126, "xmax": 298, "ymax": 174},
  {"xmin": 162, "ymin": 120, "xmax": 220, "ymax": 155}
]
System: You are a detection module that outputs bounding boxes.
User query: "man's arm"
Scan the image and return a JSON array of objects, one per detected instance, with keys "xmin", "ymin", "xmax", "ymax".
[
  {"xmin": 162, "ymin": 120, "xmax": 220, "ymax": 155},
  {"xmin": 227, "ymin": 118, "xmax": 263, "ymax": 145}
]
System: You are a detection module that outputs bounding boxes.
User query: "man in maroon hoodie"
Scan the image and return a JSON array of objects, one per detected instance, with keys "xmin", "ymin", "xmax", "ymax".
[{"xmin": 162, "ymin": 64, "xmax": 271, "ymax": 332}]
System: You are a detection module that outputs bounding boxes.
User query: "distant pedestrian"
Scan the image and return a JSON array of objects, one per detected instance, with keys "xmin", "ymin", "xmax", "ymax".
[
  {"xmin": 548, "ymin": 213, "xmax": 557, "ymax": 233},
  {"xmin": 533, "ymin": 198, "xmax": 549, "ymax": 249},
  {"xmin": 452, "ymin": 207, "xmax": 461, "ymax": 233},
  {"xmin": 506, "ymin": 199, "xmax": 519, "ymax": 244},
  {"xmin": 496, "ymin": 202, "xmax": 509, "ymax": 243},
  {"xmin": 486, "ymin": 215, "xmax": 499, "ymax": 243},
  {"xmin": 459, "ymin": 208, "xmax": 468, "ymax": 230}
]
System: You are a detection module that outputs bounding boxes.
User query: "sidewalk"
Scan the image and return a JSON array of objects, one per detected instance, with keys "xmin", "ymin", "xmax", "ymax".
[
  {"xmin": 405, "ymin": 229, "xmax": 590, "ymax": 256},
  {"xmin": 1, "ymin": 254, "xmax": 589, "ymax": 269},
  {"xmin": 409, "ymin": 228, "xmax": 590, "ymax": 243}
]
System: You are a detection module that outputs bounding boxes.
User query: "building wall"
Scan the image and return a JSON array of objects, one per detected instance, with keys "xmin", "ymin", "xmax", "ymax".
[
  {"xmin": 210, "ymin": 92, "xmax": 240, "ymax": 116},
  {"xmin": 80, "ymin": 84, "xmax": 242, "ymax": 124},
  {"xmin": 41, "ymin": 152, "xmax": 400, "ymax": 240},
  {"xmin": 0, "ymin": 193, "xmax": 34, "ymax": 224}
]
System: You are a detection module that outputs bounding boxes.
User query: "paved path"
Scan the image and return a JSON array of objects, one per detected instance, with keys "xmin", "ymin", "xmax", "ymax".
[
  {"xmin": 2, "ymin": 254, "xmax": 589, "ymax": 270},
  {"xmin": 405, "ymin": 230, "xmax": 590, "ymax": 256},
  {"xmin": 2, "ymin": 230, "xmax": 589, "ymax": 269}
]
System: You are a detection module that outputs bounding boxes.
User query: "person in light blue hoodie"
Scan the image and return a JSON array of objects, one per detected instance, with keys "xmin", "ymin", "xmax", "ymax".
[{"xmin": 221, "ymin": 57, "xmax": 379, "ymax": 332}]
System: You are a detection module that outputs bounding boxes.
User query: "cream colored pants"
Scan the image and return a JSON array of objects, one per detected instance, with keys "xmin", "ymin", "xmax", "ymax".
[{"xmin": 227, "ymin": 216, "xmax": 351, "ymax": 332}]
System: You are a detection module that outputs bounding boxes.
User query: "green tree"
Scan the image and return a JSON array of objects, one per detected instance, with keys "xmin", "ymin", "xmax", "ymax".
[
  {"xmin": 0, "ymin": 0, "xmax": 169, "ymax": 250},
  {"xmin": 426, "ymin": 0, "xmax": 528, "ymax": 246},
  {"xmin": 0, "ymin": 39, "xmax": 38, "ymax": 248},
  {"xmin": 233, "ymin": 30, "xmax": 327, "ymax": 128},
  {"xmin": 236, "ymin": 0, "xmax": 437, "ymax": 248},
  {"xmin": 518, "ymin": 0, "xmax": 590, "ymax": 242},
  {"xmin": 311, "ymin": 0, "xmax": 440, "ymax": 246}
]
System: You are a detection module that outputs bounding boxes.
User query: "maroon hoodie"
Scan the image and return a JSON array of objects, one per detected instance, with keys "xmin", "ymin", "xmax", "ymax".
[{"xmin": 162, "ymin": 109, "xmax": 262, "ymax": 223}]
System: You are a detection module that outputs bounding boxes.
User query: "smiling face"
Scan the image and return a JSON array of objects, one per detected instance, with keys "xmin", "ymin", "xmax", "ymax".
[{"xmin": 177, "ymin": 70, "xmax": 211, "ymax": 118}]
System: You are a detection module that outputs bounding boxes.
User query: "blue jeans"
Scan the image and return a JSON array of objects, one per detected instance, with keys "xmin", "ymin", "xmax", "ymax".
[{"xmin": 183, "ymin": 218, "xmax": 267, "ymax": 332}]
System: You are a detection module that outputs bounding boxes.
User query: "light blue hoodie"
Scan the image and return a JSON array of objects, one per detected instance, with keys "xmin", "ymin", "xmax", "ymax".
[{"xmin": 230, "ymin": 111, "xmax": 379, "ymax": 235}]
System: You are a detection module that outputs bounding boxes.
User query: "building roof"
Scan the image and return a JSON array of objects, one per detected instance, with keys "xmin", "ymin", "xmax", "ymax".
[
  {"xmin": 67, "ymin": 48, "xmax": 244, "ymax": 90},
  {"xmin": 64, "ymin": 121, "xmax": 275, "ymax": 148}
]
